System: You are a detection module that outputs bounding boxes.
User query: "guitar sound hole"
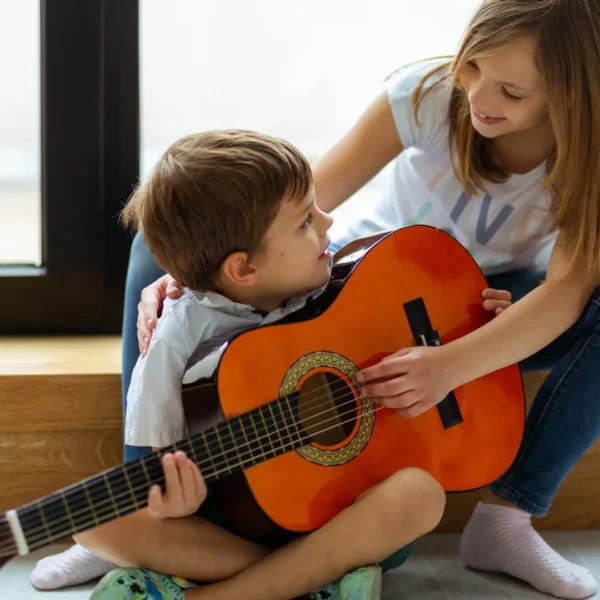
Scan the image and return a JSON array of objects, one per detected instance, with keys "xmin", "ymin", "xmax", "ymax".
[{"xmin": 297, "ymin": 372, "xmax": 357, "ymax": 446}]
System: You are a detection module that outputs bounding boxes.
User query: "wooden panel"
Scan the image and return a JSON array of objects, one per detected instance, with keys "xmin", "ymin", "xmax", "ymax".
[
  {"xmin": 0, "ymin": 375, "xmax": 121, "ymax": 431},
  {"xmin": 0, "ymin": 430, "xmax": 122, "ymax": 513},
  {"xmin": 0, "ymin": 364, "xmax": 598, "ymax": 531},
  {"xmin": 0, "ymin": 336, "xmax": 120, "ymax": 375},
  {"xmin": 0, "ymin": 362, "xmax": 123, "ymax": 513}
]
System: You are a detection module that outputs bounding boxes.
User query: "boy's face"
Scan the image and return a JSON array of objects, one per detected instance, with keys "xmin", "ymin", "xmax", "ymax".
[{"xmin": 252, "ymin": 188, "xmax": 334, "ymax": 304}]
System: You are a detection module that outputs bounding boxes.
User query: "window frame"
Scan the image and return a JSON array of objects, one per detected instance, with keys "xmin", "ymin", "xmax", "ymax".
[{"xmin": 0, "ymin": 0, "xmax": 139, "ymax": 334}]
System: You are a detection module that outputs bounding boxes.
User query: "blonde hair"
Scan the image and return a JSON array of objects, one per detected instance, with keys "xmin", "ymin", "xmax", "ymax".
[
  {"xmin": 413, "ymin": 0, "xmax": 600, "ymax": 282},
  {"xmin": 121, "ymin": 130, "xmax": 311, "ymax": 291}
]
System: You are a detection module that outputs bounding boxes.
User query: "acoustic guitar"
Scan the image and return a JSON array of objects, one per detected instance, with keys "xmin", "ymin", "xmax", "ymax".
[{"xmin": 0, "ymin": 225, "xmax": 524, "ymax": 561}]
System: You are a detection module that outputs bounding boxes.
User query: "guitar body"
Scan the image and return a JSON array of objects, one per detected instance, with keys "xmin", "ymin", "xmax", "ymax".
[{"xmin": 183, "ymin": 226, "xmax": 525, "ymax": 541}]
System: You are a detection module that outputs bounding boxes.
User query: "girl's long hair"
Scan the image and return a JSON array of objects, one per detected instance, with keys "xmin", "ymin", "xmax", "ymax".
[{"xmin": 413, "ymin": 0, "xmax": 600, "ymax": 282}]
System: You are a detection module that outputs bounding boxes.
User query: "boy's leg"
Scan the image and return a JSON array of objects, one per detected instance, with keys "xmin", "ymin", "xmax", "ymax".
[
  {"xmin": 88, "ymin": 469, "xmax": 445, "ymax": 600},
  {"xmin": 75, "ymin": 508, "xmax": 269, "ymax": 582}
]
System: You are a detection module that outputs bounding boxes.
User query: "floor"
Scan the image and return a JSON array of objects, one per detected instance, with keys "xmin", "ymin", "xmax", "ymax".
[{"xmin": 1, "ymin": 533, "xmax": 599, "ymax": 599}]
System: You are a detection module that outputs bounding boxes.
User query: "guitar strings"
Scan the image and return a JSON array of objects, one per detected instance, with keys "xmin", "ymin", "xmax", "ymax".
[
  {"xmin": 14, "ymin": 375, "xmax": 365, "ymax": 528},
  {"xmin": 3, "ymin": 387, "xmax": 393, "ymax": 553},
  {"xmin": 3, "ymin": 399, "xmax": 388, "ymax": 554},
  {"xmin": 12, "ymin": 390, "xmax": 362, "ymax": 540},
  {"xmin": 15, "ymin": 370, "xmax": 367, "ymax": 524},
  {"xmin": 11, "ymin": 385, "xmax": 370, "ymax": 543},
  {"xmin": 15, "ymin": 371, "xmax": 374, "ymax": 529}
]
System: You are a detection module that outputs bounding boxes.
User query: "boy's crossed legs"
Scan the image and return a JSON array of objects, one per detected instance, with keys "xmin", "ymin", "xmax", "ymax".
[{"xmin": 76, "ymin": 462, "xmax": 445, "ymax": 600}]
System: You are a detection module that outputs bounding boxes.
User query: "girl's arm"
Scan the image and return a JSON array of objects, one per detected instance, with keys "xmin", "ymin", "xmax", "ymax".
[
  {"xmin": 445, "ymin": 231, "xmax": 594, "ymax": 388},
  {"xmin": 313, "ymin": 91, "xmax": 403, "ymax": 213},
  {"xmin": 358, "ymin": 231, "xmax": 596, "ymax": 416}
]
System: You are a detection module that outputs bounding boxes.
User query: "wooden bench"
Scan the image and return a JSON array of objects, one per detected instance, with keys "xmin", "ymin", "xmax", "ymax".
[{"xmin": 0, "ymin": 338, "xmax": 598, "ymax": 532}]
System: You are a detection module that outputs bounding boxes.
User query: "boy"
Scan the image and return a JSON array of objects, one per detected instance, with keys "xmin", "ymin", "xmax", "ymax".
[{"xmin": 77, "ymin": 130, "xmax": 447, "ymax": 600}]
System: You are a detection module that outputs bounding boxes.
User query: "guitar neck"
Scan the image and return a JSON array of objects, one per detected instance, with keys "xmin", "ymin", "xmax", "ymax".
[{"xmin": 7, "ymin": 392, "xmax": 306, "ymax": 556}]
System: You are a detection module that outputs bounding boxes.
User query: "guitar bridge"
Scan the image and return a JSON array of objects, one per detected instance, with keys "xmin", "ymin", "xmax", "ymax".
[{"xmin": 403, "ymin": 298, "xmax": 463, "ymax": 429}]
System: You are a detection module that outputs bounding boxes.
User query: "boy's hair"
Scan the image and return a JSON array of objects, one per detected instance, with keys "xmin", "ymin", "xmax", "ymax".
[
  {"xmin": 412, "ymin": 0, "xmax": 600, "ymax": 282},
  {"xmin": 121, "ymin": 130, "xmax": 312, "ymax": 291}
]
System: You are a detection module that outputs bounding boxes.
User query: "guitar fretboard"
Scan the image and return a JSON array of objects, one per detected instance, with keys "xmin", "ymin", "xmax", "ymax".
[{"xmin": 15, "ymin": 392, "xmax": 306, "ymax": 553}]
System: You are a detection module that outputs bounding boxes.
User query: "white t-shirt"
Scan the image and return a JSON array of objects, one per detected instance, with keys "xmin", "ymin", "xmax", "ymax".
[
  {"xmin": 331, "ymin": 58, "xmax": 556, "ymax": 276},
  {"xmin": 125, "ymin": 286, "xmax": 325, "ymax": 448}
]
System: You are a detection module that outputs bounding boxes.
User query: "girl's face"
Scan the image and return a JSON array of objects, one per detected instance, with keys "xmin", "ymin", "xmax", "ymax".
[{"xmin": 458, "ymin": 36, "xmax": 550, "ymax": 139}]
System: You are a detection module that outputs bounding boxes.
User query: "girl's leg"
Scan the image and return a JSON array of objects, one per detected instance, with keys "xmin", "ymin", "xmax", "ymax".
[
  {"xmin": 121, "ymin": 231, "xmax": 165, "ymax": 463},
  {"xmin": 31, "ymin": 232, "xmax": 166, "ymax": 590},
  {"xmin": 461, "ymin": 269, "xmax": 600, "ymax": 599}
]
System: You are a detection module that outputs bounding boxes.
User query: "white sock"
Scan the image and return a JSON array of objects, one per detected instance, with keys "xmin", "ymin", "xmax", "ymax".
[
  {"xmin": 30, "ymin": 543, "xmax": 115, "ymax": 590},
  {"xmin": 460, "ymin": 503, "xmax": 598, "ymax": 599}
]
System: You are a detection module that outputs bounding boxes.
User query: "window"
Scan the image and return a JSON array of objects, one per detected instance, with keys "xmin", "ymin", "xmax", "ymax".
[
  {"xmin": 0, "ymin": 1, "xmax": 138, "ymax": 333},
  {"xmin": 2, "ymin": 0, "xmax": 480, "ymax": 333},
  {"xmin": 0, "ymin": 1, "xmax": 41, "ymax": 266}
]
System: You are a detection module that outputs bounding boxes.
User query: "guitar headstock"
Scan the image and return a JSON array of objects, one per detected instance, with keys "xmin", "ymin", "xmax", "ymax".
[{"xmin": 0, "ymin": 513, "xmax": 17, "ymax": 563}]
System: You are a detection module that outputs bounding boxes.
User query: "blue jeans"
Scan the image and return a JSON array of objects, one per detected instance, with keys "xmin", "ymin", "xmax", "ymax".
[
  {"xmin": 121, "ymin": 232, "xmax": 165, "ymax": 462},
  {"xmin": 121, "ymin": 232, "xmax": 600, "ymax": 515},
  {"xmin": 486, "ymin": 270, "xmax": 600, "ymax": 516}
]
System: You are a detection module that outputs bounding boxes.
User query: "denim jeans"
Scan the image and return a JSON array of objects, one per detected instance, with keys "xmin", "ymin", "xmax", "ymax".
[
  {"xmin": 121, "ymin": 232, "xmax": 165, "ymax": 462},
  {"xmin": 486, "ymin": 270, "xmax": 600, "ymax": 516},
  {"xmin": 121, "ymin": 232, "xmax": 600, "ymax": 515}
]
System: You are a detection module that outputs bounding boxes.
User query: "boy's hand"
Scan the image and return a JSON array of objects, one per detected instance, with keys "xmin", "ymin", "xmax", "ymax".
[
  {"xmin": 148, "ymin": 451, "xmax": 206, "ymax": 519},
  {"xmin": 482, "ymin": 288, "xmax": 511, "ymax": 316},
  {"xmin": 137, "ymin": 274, "xmax": 183, "ymax": 356}
]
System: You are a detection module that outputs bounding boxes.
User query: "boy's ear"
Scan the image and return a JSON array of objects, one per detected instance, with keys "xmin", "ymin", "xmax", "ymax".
[{"xmin": 220, "ymin": 252, "xmax": 258, "ymax": 287}]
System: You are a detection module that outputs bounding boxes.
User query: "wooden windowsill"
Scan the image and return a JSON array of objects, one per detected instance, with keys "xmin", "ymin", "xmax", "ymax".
[{"xmin": 0, "ymin": 335, "xmax": 121, "ymax": 376}]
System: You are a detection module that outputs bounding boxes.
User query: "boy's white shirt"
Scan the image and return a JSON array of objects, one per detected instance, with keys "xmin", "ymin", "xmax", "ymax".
[{"xmin": 125, "ymin": 286, "xmax": 327, "ymax": 448}]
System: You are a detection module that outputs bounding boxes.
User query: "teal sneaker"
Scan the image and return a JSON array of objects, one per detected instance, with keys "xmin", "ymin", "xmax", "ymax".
[
  {"xmin": 311, "ymin": 580, "xmax": 340, "ymax": 599},
  {"xmin": 311, "ymin": 565, "xmax": 382, "ymax": 600},
  {"xmin": 90, "ymin": 568, "xmax": 197, "ymax": 600},
  {"xmin": 379, "ymin": 541, "xmax": 417, "ymax": 573},
  {"xmin": 339, "ymin": 565, "xmax": 382, "ymax": 600}
]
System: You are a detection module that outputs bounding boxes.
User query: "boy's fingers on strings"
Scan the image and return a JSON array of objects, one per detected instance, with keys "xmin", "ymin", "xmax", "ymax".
[
  {"xmin": 192, "ymin": 461, "xmax": 207, "ymax": 505},
  {"xmin": 176, "ymin": 454, "xmax": 198, "ymax": 507},
  {"xmin": 162, "ymin": 453, "xmax": 185, "ymax": 509},
  {"xmin": 147, "ymin": 484, "xmax": 166, "ymax": 518}
]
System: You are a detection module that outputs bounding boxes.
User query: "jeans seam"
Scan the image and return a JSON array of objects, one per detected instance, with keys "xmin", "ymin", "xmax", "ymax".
[
  {"xmin": 584, "ymin": 299, "xmax": 600, "ymax": 329},
  {"xmin": 495, "ymin": 332, "xmax": 596, "ymax": 503}
]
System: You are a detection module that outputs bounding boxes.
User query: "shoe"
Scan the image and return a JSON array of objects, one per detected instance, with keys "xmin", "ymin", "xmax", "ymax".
[
  {"xmin": 311, "ymin": 565, "xmax": 382, "ymax": 600},
  {"xmin": 90, "ymin": 567, "xmax": 196, "ymax": 599}
]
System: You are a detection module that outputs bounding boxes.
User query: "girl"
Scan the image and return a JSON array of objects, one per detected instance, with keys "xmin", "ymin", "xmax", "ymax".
[{"xmin": 35, "ymin": 0, "xmax": 600, "ymax": 598}]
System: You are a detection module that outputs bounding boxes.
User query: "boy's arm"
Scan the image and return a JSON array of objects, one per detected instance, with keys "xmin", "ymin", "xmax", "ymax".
[{"xmin": 125, "ymin": 335, "xmax": 190, "ymax": 449}]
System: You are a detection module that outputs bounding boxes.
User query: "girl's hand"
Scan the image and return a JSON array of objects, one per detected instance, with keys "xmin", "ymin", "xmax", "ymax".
[
  {"xmin": 147, "ymin": 452, "xmax": 206, "ymax": 519},
  {"xmin": 137, "ymin": 275, "xmax": 182, "ymax": 356},
  {"xmin": 482, "ymin": 288, "xmax": 512, "ymax": 316},
  {"xmin": 356, "ymin": 288, "xmax": 512, "ymax": 417},
  {"xmin": 357, "ymin": 346, "xmax": 454, "ymax": 419}
]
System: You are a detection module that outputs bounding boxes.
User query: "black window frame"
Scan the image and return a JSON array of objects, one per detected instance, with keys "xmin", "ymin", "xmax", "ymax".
[{"xmin": 0, "ymin": 0, "xmax": 139, "ymax": 334}]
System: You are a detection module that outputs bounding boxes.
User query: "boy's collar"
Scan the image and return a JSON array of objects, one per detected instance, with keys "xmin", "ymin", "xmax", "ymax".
[{"xmin": 190, "ymin": 280, "xmax": 328, "ymax": 318}]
